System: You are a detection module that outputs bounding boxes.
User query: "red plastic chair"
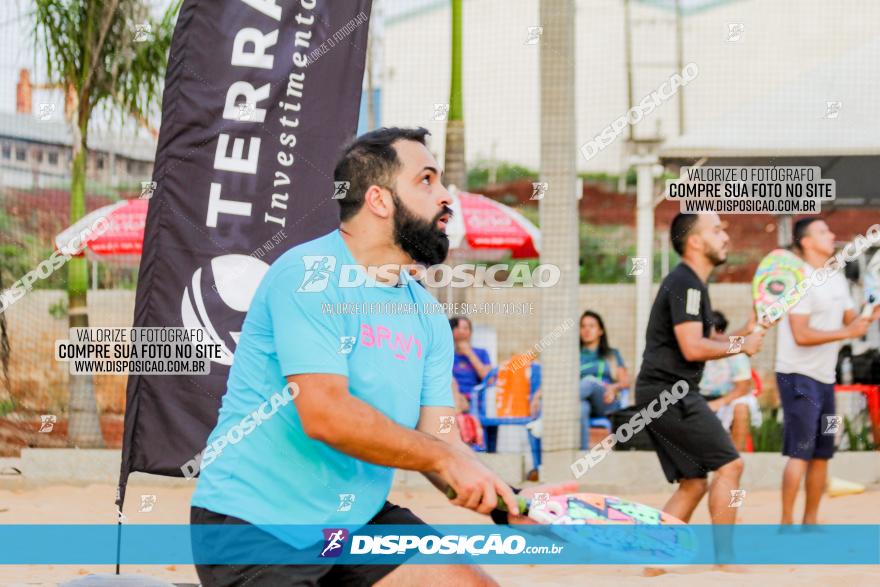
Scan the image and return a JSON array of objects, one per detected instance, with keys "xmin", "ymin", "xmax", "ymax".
[{"xmin": 744, "ymin": 369, "xmax": 762, "ymax": 453}]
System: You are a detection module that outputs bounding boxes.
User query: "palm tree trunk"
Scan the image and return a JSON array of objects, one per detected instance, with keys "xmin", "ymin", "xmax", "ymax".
[
  {"xmin": 64, "ymin": 5, "xmax": 103, "ymax": 448},
  {"xmin": 0, "ymin": 266, "xmax": 10, "ymax": 404},
  {"xmin": 66, "ymin": 122, "xmax": 103, "ymax": 448},
  {"xmin": 443, "ymin": 0, "xmax": 466, "ymax": 189}
]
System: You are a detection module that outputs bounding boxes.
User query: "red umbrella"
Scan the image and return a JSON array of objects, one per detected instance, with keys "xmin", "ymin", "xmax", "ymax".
[
  {"xmin": 55, "ymin": 198, "xmax": 147, "ymax": 261},
  {"xmin": 447, "ymin": 188, "xmax": 541, "ymax": 259}
]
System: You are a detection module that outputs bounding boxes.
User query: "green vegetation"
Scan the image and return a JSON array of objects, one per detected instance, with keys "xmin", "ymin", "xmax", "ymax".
[
  {"xmin": 751, "ymin": 409, "xmax": 784, "ymax": 452},
  {"xmin": 581, "ymin": 168, "xmax": 679, "ymax": 186},
  {"xmin": 0, "ymin": 241, "xmax": 68, "ymax": 291},
  {"xmin": 48, "ymin": 297, "xmax": 68, "ymax": 319},
  {"xmin": 751, "ymin": 410, "xmax": 875, "ymax": 452},
  {"xmin": 467, "ymin": 162, "xmax": 538, "ymax": 189},
  {"xmin": 453, "ymin": 217, "xmax": 677, "ymax": 284},
  {"xmin": 843, "ymin": 416, "xmax": 875, "ymax": 451},
  {"xmin": 579, "ymin": 224, "xmax": 673, "ymax": 283},
  {"xmin": 0, "ymin": 398, "xmax": 15, "ymax": 418}
]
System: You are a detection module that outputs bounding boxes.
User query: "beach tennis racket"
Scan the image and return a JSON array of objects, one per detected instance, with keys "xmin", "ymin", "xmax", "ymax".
[
  {"xmin": 862, "ymin": 250, "xmax": 880, "ymax": 317},
  {"xmin": 446, "ymin": 489, "xmax": 695, "ymax": 561},
  {"xmin": 445, "ymin": 488, "xmax": 684, "ymax": 524},
  {"xmin": 752, "ymin": 248, "xmax": 807, "ymax": 330}
]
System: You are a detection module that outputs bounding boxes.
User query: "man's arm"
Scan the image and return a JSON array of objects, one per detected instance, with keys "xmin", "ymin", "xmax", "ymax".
[
  {"xmin": 462, "ymin": 346, "xmax": 492, "ymax": 381},
  {"xmin": 611, "ymin": 351, "xmax": 630, "ymax": 389},
  {"xmin": 707, "ymin": 379, "xmax": 751, "ymax": 411},
  {"xmin": 290, "ymin": 373, "xmax": 449, "ymax": 470},
  {"xmin": 675, "ymin": 321, "xmax": 764, "ymax": 362},
  {"xmin": 724, "ymin": 379, "xmax": 752, "ymax": 403},
  {"xmin": 451, "ymin": 378, "xmax": 469, "ymax": 413},
  {"xmin": 789, "ymin": 310, "xmax": 869, "ymax": 346},
  {"xmin": 417, "ymin": 405, "xmax": 476, "ymax": 490},
  {"xmin": 288, "ymin": 374, "xmax": 518, "ymax": 514},
  {"xmin": 416, "ymin": 406, "xmax": 581, "ymax": 523},
  {"xmin": 843, "ymin": 308, "xmax": 862, "ymax": 326}
]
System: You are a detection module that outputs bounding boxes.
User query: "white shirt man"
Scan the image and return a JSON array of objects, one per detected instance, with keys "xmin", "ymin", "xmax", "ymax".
[
  {"xmin": 776, "ymin": 264, "xmax": 854, "ymax": 384},
  {"xmin": 774, "ymin": 218, "xmax": 874, "ymax": 526}
]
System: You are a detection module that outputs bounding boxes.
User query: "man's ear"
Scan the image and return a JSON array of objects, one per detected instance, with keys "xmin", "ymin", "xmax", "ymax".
[
  {"xmin": 686, "ymin": 231, "xmax": 700, "ymax": 255},
  {"xmin": 362, "ymin": 185, "xmax": 392, "ymax": 219}
]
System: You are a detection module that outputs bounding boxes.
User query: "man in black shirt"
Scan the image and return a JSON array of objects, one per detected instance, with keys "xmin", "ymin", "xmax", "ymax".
[{"xmin": 636, "ymin": 212, "xmax": 764, "ymax": 528}]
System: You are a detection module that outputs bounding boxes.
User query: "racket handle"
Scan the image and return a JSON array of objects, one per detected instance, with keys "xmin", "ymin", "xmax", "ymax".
[
  {"xmin": 445, "ymin": 487, "xmax": 529, "ymax": 515},
  {"xmin": 861, "ymin": 304, "xmax": 874, "ymax": 319}
]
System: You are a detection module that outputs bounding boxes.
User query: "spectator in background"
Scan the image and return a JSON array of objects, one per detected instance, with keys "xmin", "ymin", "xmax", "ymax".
[
  {"xmin": 450, "ymin": 316, "xmax": 497, "ymax": 450},
  {"xmin": 699, "ymin": 310, "xmax": 762, "ymax": 451},
  {"xmin": 579, "ymin": 310, "xmax": 629, "ymax": 449}
]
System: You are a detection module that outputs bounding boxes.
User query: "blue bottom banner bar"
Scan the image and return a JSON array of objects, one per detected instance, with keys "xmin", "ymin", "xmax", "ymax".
[{"xmin": 0, "ymin": 524, "xmax": 877, "ymax": 565}]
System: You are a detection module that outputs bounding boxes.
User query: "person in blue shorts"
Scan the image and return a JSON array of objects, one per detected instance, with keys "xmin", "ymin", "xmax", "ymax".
[
  {"xmin": 190, "ymin": 127, "xmax": 568, "ymax": 586},
  {"xmin": 775, "ymin": 218, "xmax": 877, "ymax": 525}
]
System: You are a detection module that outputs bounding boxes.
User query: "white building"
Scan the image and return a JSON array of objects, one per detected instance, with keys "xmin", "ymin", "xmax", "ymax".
[
  {"xmin": 0, "ymin": 70, "xmax": 156, "ymax": 190},
  {"xmin": 0, "ymin": 111, "xmax": 156, "ymax": 190}
]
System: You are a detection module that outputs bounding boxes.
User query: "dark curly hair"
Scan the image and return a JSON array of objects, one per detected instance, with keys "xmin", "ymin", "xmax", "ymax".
[{"xmin": 333, "ymin": 127, "xmax": 431, "ymax": 221}]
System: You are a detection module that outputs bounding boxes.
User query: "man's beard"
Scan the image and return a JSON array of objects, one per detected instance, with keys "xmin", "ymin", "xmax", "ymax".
[
  {"xmin": 391, "ymin": 192, "xmax": 451, "ymax": 266},
  {"xmin": 707, "ymin": 246, "xmax": 727, "ymax": 267}
]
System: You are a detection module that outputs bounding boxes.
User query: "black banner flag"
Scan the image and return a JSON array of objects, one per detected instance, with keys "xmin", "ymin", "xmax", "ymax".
[{"xmin": 119, "ymin": 0, "xmax": 372, "ymax": 495}]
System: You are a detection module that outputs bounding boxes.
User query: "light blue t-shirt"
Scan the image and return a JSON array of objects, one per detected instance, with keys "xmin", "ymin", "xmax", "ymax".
[{"xmin": 191, "ymin": 229, "xmax": 454, "ymax": 547}]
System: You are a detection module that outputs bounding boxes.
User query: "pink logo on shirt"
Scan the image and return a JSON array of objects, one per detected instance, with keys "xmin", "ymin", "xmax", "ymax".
[{"xmin": 360, "ymin": 324, "xmax": 423, "ymax": 361}]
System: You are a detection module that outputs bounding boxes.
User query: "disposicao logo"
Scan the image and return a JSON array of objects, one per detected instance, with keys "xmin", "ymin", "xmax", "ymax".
[
  {"xmin": 298, "ymin": 256, "xmax": 337, "ymax": 293},
  {"xmin": 320, "ymin": 528, "xmax": 349, "ymax": 558}
]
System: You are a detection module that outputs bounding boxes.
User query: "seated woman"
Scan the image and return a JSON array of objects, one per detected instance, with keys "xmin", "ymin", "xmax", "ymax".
[
  {"xmin": 700, "ymin": 310, "xmax": 762, "ymax": 451},
  {"xmin": 579, "ymin": 310, "xmax": 629, "ymax": 450},
  {"xmin": 449, "ymin": 316, "xmax": 497, "ymax": 450}
]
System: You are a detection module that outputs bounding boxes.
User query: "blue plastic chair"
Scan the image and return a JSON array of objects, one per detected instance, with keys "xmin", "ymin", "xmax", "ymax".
[{"xmin": 588, "ymin": 417, "xmax": 613, "ymax": 431}]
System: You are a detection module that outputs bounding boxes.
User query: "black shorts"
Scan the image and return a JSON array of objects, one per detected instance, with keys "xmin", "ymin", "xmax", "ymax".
[
  {"xmin": 640, "ymin": 391, "xmax": 741, "ymax": 483},
  {"xmin": 191, "ymin": 502, "xmax": 426, "ymax": 587}
]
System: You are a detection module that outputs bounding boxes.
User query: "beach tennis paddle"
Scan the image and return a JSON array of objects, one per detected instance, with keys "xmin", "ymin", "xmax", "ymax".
[
  {"xmin": 445, "ymin": 488, "xmax": 695, "ymax": 561},
  {"xmin": 751, "ymin": 248, "xmax": 807, "ymax": 330},
  {"xmin": 445, "ymin": 488, "xmax": 684, "ymax": 524}
]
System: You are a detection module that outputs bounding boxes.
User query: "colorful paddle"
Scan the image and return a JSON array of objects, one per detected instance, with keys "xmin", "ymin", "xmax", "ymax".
[
  {"xmin": 445, "ymin": 488, "xmax": 695, "ymax": 561},
  {"xmin": 752, "ymin": 248, "xmax": 807, "ymax": 329},
  {"xmin": 445, "ymin": 489, "xmax": 685, "ymax": 524}
]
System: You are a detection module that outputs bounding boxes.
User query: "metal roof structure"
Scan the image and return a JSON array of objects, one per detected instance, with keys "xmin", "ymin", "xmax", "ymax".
[{"xmin": 660, "ymin": 36, "xmax": 880, "ymax": 204}]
